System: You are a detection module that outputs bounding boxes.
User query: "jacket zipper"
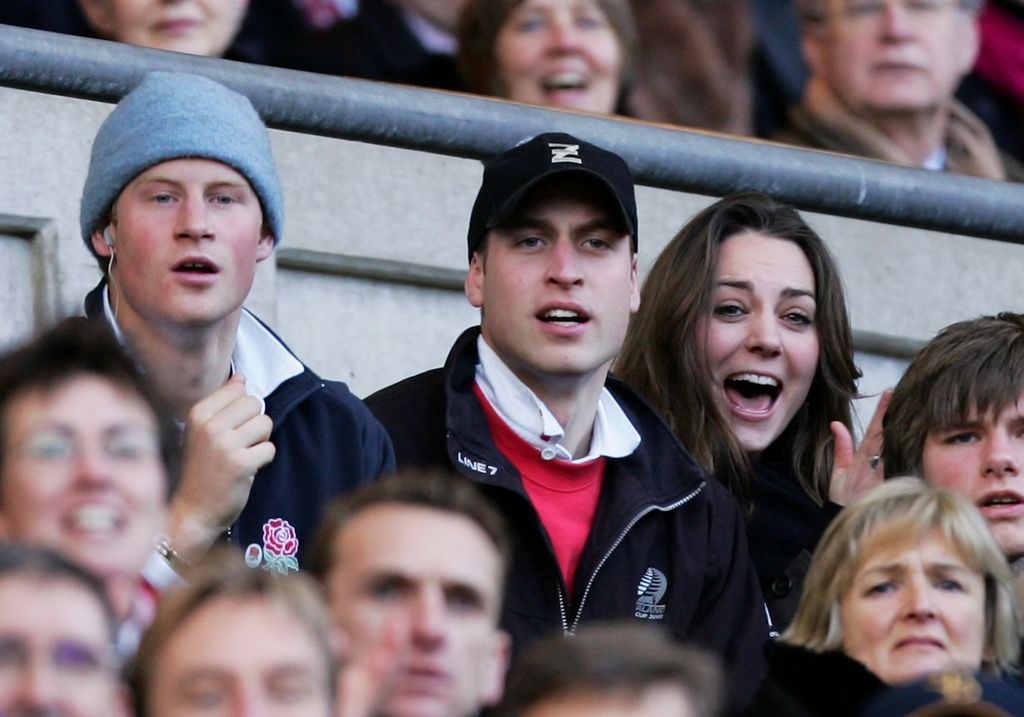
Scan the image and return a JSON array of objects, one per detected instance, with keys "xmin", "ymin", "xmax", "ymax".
[{"xmin": 559, "ymin": 481, "xmax": 706, "ymax": 636}]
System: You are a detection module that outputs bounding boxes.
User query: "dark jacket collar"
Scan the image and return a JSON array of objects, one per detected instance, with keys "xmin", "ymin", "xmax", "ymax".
[
  {"xmin": 441, "ymin": 326, "xmax": 708, "ymax": 507},
  {"xmin": 764, "ymin": 641, "xmax": 886, "ymax": 717}
]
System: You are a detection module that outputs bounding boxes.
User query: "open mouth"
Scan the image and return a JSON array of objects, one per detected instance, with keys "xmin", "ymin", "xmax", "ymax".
[
  {"xmin": 978, "ymin": 492, "xmax": 1024, "ymax": 510},
  {"xmin": 724, "ymin": 373, "xmax": 780, "ymax": 415},
  {"xmin": 174, "ymin": 259, "xmax": 218, "ymax": 274},
  {"xmin": 65, "ymin": 504, "xmax": 124, "ymax": 535},
  {"xmin": 538, "ymin": 308, "xmax": 589, "ymax": 327},
  {"xmin": 542, "ymin": 73, "xmax": 588, "ymax": 94}
]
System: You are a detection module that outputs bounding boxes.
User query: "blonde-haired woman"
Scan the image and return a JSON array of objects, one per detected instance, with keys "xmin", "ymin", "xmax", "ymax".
[{"xmin": 748, "ymin": 478, "xmax": 1022, "ymax": 716}]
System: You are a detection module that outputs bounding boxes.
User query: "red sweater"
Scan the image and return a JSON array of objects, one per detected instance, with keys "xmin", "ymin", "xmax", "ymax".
[{"xmin": 474, "ymin": 384, "xmax": 605, "ymax": 597}]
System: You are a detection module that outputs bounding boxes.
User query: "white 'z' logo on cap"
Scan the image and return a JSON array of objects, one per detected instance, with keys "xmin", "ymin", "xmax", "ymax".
[{"xmin": 549, "ymin": 143, "xmax": 582, "ymax": 164}]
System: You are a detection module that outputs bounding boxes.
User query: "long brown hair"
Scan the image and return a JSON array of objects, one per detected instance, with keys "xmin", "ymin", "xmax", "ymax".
[{"xmin": 616, "ymin": 192, "xmax": 859, "ymax": 508}]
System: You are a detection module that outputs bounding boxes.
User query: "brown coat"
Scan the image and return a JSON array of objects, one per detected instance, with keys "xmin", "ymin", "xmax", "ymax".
[{"xmin": 775, "ymin": 84, "xmax": 1024, "ymax": 182}]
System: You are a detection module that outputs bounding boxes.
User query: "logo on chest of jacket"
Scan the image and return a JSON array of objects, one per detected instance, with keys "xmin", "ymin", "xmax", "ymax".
[
  {"xmin": 456, "ymin": 451, "xmax": 498, "ymax": 476},
  {"xmin": 634, "ymin": 567, "xmax": 667, "ymax": 620},
  {"xmin": 245, "ymin": 517, "xmax": 300, "ymax": 575}
]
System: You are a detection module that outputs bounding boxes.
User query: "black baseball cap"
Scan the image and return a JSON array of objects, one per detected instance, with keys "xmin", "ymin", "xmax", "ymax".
[{"xmin": 466, "ymin": 132, "xmax": 638, "ymax": 261}]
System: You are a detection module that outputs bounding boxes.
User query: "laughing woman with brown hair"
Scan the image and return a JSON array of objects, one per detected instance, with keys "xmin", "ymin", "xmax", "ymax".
[{"xmin": 617, "ymin": 192, "xmax": 887, "ymax": 631}]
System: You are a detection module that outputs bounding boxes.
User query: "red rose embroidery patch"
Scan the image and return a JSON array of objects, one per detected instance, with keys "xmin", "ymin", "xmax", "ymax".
[{"xmin": 246, "ymin": 518, "xmax": 299, "ymax": 574}]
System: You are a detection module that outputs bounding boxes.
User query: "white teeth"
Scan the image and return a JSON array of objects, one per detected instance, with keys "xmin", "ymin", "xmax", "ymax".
[
  {"xmin": 543, "ymin": 309, "xmax": 583, "ymax": 325},
  {"xmin": 543, "ymin": 73, "xmax": 586, "ymax": 91},
  {"xmin": 729, "ymin": 373, "xmax": 779, "ymax": 387},
  {"xmin": 70, "ymin": 505, "xmax": 119, "ymax": 531},
  {"xmin": 546, "ymin": 309, "xmax": 580, "ymax": 319},
  {"xmin": 985, "ymin": 496, "xmax": 1020, "ymax": 506}
]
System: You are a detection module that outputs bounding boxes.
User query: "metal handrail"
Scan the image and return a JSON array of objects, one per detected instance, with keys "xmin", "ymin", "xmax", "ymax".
[{"xmin": 1, "ymin": 23, "xmax": 1023, "ymax": 242}]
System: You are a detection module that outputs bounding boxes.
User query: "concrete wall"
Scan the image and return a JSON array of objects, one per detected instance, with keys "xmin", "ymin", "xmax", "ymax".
[{"xmin": 2, "ymin": 84, "xmax": 1022, "ymax": 431}]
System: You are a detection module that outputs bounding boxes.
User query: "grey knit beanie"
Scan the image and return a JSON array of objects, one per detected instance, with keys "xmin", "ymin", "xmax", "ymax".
[{"xmin": 80, "ymin": 71, "xmax": 283, "ymax": 256}]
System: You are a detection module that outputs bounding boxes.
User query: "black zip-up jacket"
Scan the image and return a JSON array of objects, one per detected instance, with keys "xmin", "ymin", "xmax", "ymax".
[
  {"xmin": 85, "ymin": 280, "xmax": 395, "ymax": 568},
  {"xmin": 366, "ymin": 328, "xmax": 769, "ymax": 712}
]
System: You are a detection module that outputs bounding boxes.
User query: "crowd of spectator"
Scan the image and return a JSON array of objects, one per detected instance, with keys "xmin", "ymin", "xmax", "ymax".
[
  {"xmin": 1, "ymin": 0, "xmax": 1022, "ymax": 170},
  {"xmin": 0, "ymin": 3, "xmax": 1022, "ymax": 717}
]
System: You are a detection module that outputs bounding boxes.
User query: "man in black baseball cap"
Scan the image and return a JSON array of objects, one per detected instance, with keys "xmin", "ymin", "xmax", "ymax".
[
  {"xmin": 465, "ymin": 132, "xmax": 638, "ymax": 260},
  {"xmin": 366, "ymin": 132, "xmax": 767, "ymax": 712}
]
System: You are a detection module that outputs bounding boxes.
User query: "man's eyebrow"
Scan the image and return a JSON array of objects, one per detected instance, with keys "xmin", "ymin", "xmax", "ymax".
[
  {"xmin": 933, "ymin": 417, "xmax": 985, "ymax": 432},
  {"xmin": 362, "ymin": 568, "xmax": 415, "ymax": 588},
  {"xmin": 444, "ymin": 578, "xmax": 487, "ymax": 598},
  {"xmin": 133, "ymin": 177, "xmax": 183, "ymax": 188},
  {"xmin": 572, "ymin": 217, "xmax": 628, "ymax": 236},
  {"xmin": 205, "ymin": 180, "xmax": 251, "ymax": 190},
  {"xmin": 268, "ymin": 663, "xmax": 321, "ymax": 680},
  {"xmin": 494, "ymin": 213, "xmax": 626, "ymax": 237},
  {"xmin": 102, "ymin": 422, "xmax": 157, "ymax": 437},
  {"xmin": 176, "ymin": 666, "xmax": 234, "ymax": 684},
  {"xmin": 495, "ymin": 216, "xmax": 554, "ymax": 232},
  {"xmin": 135, "ymin": 177, "xmax": 249, "ymax": 189},
  {"xmin": 936, "ymin": 409, "xmax": 1024, "ymax": 433}
]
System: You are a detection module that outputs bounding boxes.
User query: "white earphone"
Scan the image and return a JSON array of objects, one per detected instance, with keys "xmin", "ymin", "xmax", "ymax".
[{"xmin": 103, "ymin": 224, "xmax": 121, "ymax": 321}]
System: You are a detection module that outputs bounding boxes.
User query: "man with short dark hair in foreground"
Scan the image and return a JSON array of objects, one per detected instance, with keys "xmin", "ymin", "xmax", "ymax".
[{"xmin": 367, "ymin": 133, "xmax": 767, "ymax": 712}]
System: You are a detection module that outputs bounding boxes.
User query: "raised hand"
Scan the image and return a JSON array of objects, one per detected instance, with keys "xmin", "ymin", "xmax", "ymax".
[
  {"xmin": 829, "ymin": 389, "xmax": 892, "ymax": 506},
  {"xmin": 335, "ymin": 619, "xmax": 411, "ymax": 717},
  {"xmin": 168, "ymin": 374, "xmax": 275, "ymax": 563}
]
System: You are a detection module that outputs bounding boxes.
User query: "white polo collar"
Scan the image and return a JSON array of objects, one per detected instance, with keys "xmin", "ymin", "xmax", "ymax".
[
  {"xmin": 102, "ymin": 287, "xmax": 302, "ymax": 403},
  {"xmin": 474, "ymin": 336, "xmax": 640, "ymax": 463}
]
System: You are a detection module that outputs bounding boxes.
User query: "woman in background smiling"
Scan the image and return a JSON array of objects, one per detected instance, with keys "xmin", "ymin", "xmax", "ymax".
[
  {"xmin": 456, "ymin": 0, "xmax": 754, "ymax": 132},
  {"xmin": 458, "ymin": 0, "xmax": 634, "ymax": 115}
]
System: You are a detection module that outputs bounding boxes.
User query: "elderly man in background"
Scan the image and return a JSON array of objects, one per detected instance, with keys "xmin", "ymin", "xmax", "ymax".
[{"xmin": 780, "ymin": 0, "xmax": 1023, "ymax": 180}]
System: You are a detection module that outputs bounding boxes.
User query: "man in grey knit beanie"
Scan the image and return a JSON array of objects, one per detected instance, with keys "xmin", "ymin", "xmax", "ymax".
[{"xmin": 80, "ymin": 72, "xmax": 394, "ymax": 580}]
